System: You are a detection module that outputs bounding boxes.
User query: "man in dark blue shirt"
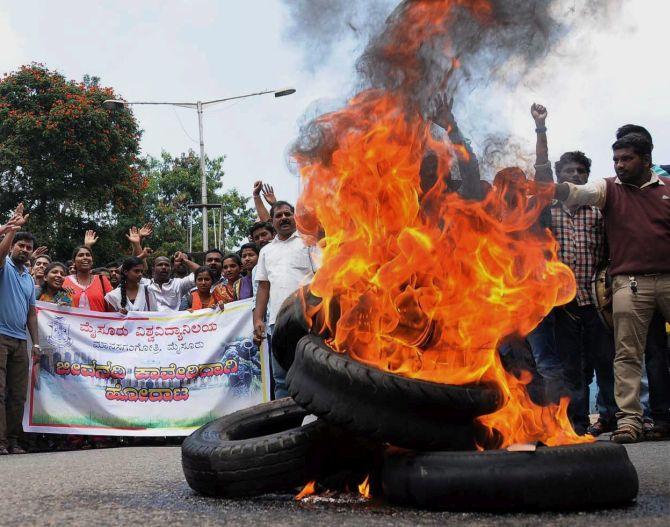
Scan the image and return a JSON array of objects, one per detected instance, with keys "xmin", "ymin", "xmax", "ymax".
[{"xmin": 0, "ymin": 204, "xmax": 39, "ymax": 455}]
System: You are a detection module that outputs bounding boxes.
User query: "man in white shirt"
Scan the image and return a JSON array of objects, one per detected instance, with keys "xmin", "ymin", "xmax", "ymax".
[
  {"xmin": 253, "ymin": 201, "xmax": 319, "ymax": 398},
  {"xmin": 143, "ymin": 252, "xmax": 200, "ymax": 312}
]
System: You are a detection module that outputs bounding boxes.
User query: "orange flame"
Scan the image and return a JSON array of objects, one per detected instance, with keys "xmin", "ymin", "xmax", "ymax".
[
  {"xmin": 295, "ymin": 480, "xmax": 317, "ymax": 501},
  {"xmin": 358, "ymin": 476, "xmax": 371, "ymax": 499},
  {"xmin": 293, "ymin": 0, "xmax": 592, "ymax": 448}
]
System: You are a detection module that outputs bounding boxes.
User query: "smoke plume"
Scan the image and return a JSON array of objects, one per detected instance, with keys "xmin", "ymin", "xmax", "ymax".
[
  {"xmin": 285, "ymin": 0, "xmax": 623, "ymax": 172},
  {"xmin": 280, "ymin": 0, "xmax": 396, "ymax": 72}
]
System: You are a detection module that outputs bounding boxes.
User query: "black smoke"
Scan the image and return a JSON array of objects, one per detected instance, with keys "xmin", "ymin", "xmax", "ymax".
[{"xmin": 285, "ymin": 0, "xmax": 623, "ymax": 170}]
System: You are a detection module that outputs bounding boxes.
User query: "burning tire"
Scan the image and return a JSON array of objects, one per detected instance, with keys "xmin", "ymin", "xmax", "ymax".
[
  {"xmin": 181, "ymin": 398, "xmax": 378, "ymax": 497},
  {"xmin": 381, "ymin": 442, "xmax": 639, "ymax": 510},
  {"xmin": 287, "ymin": 335, "xmax": 502, "ymax": 450},
  {"xmin": 271, "ymin": 287, "xmax": 337, "ymax": 371}
]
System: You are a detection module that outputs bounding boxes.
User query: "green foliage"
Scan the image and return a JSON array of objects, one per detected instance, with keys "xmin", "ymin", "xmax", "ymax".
[
  {"xmin": 0, "ymin": 64, "xmax": 256, "ymax": 265},
  {"xmin": 0, "ymin": 63, "xmax": 143, "ymax": 263},
  {"xmin": 139, "ymin": 150, "xmax": 256, "ymax": 256}
]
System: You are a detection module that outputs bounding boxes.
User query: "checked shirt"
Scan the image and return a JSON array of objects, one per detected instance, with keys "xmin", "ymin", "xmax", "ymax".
[{"xmin": 550, "ymin": 202, "xmax": 606, "ymax": 306}]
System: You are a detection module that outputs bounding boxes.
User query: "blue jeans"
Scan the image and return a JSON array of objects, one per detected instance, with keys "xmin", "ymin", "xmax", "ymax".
[
  {"xmin": 554, "ymin": 303, "xmax": 617, "ymax": 431},
  {"xmin": 267, "ymin": 324, "xmax": 288, "ymax": 399},
  {"xmin": 527, "ymin": 310, "xmax": 565, "ymax": 405}
]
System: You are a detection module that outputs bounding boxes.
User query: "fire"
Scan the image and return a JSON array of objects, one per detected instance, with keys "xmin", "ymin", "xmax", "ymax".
[
  {"xmin": 295, "ymin": 480, "xmax": 317, "ymax": 501},
  {"xmin": 358, "ymin": 476, "xmax": 371, "ymax": 499},
  {"xmin": 293, "ymin": 0, "xmax": 592, "ymax": 448}
]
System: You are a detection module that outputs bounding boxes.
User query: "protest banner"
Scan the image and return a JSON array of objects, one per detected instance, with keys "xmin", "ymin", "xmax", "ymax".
[{"xmin": 23, "ymin": 298, "xmax": 270, "ymax": 436}]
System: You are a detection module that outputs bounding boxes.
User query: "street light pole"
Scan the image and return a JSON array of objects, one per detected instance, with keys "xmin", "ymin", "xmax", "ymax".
[
  {"xmin": 103, "ymin": 87, "xmax": 296, "ymax": 252},
  {"xmin": 196, "ymin": 101, "xmax": 209, "ymax": 251}
]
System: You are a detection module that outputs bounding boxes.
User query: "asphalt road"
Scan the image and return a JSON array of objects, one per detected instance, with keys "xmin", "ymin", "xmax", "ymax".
[{"xmin": 0, "ymin": 440, "xmax": 668, "ymax": 527}]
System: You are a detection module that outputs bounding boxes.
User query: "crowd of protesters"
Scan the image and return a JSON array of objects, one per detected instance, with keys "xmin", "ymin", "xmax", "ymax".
[
  {"xmin": 484, "ymin": 105, "xmax": 670, "ymax": 444},
  {"xmin": 1, "ymin": 100, "xmax": 669, "ymax": 455},
  {"xmin": 0, "ymin": 186, "xmax": 316, "ymax": 454}
]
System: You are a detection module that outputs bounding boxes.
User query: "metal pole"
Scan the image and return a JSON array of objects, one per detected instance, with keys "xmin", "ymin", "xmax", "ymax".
[{"xmin": 197, "ymin": 101, "xmax": 208, "ymax": 251}]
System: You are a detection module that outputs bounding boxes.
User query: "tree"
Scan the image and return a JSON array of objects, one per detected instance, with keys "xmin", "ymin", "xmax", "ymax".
[
  {"xmin": 0, "ymin": 63, "xmax": 144, "ymax": 262},
  {"xmin": 139, "ymin": 150, "xmax": 256, "ymax": 257}
]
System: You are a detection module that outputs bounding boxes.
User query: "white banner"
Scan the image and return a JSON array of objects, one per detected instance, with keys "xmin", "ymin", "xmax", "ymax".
[{"xmin": 23, "ymin": 299, "xmax": 270, "ymax": 436}]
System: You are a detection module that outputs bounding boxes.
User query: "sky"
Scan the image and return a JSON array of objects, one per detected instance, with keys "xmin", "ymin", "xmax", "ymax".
[{"xmin": 1, "ymin": 0, "xmax": 670, "ymax": 207}]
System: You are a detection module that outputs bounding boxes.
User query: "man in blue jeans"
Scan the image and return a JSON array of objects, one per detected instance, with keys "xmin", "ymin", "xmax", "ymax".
[{"xmin": 0, "ymin": 204, "xmax": 39, "ymax": 455}]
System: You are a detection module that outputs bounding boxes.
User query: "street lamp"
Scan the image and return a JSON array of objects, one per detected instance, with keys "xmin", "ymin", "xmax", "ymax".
[{"xmin": 103, "ymin": 87, "xmax": 296, "ymax": 251}]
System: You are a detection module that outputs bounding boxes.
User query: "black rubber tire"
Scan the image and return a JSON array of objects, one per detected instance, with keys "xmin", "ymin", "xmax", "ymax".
[
  {"xmin": 271, "ymin": 287, "xmax": 337, "ymax": 372},
  {"xmin": 271, "ymin": 290, "xmax": 312, "ymax": 372},
  {"xmin": 381, "ymin": 442, "xmax": 639, "ymax": 511},
  {"xmin": 181, "ymin": 398, "xmax": 378, "ymax": 497},
  {"xmin": 287, "ymin": 335, "xmax": 503, "ymax": 450}
]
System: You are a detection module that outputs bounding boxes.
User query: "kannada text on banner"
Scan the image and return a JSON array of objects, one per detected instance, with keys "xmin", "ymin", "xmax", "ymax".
[{"xmin": 23, "ymin": 298, "xmax": 270, "ymax": 436}]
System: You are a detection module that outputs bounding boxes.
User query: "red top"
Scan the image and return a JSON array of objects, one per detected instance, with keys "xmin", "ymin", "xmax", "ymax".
[
  {"xmin": 63, "ymin": 274, "xmax": 113, "ymax": 312},
  {"xmin": 603, "ymin": 176, "xmax": 670, "ymax": 276}
]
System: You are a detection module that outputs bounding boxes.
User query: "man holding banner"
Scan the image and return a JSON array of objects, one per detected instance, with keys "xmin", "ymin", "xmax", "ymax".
[{"xmin": 0, "ymin": 204, "xmax": 38, "ymax": 455}]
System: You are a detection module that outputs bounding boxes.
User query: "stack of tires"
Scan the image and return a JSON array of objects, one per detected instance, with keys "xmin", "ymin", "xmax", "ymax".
[{"xmin": 182, "ymin": 289, "xmax": 639, "ymax": 510}]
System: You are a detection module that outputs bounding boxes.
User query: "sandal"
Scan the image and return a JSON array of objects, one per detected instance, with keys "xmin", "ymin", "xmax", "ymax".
[{"xmin": 611, "ymin": 424, "xmax": 642, "ymax": 444}]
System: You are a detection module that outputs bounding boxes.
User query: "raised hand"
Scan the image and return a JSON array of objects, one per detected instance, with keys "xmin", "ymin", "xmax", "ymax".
[
  {"xmin": 139, "ymin": 223, "xmax": 153, "ymax": 239},
  {"xmin": 84, "ymin": 230, "xmax": 98, "ymax": 248},
  {"xmin": 9, "ymin": 203, "xmax": 29, "ymax": 229},
  {"xmin": 431, "ymin": 92, "xmax": 456, "ymax": 131},
  {"xmin": 138, "ymin": 246, "xmax": 153, "ymax": 260},
  {"xmin": 125, "ymin": 226, "xmax": 141, "ymax": 245},
  {"xmin": 262, "ymin": 184, "xmax": 277, "ymax": 205},
  {"xmin": 173, "ymin": 251, "xmax": 184, "ymax": 264},
  {"xmin": 253, "ymin": 180, "xmax": 263, "ymax": 197},
  {"xmin": 531, "ymin": 103, "xmax": 547, "ymax": 125}
]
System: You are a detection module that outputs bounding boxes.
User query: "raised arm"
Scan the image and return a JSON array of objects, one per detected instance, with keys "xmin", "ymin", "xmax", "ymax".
[
  {"xmin": 126, "ymin": 226, "xmax": 143, "ymax": 256},
  {"xmin": 0, "ymin": 204, "xmax": 29, "ymax": 266},
  {"xmin": 253, "ymin": 181, "xmax": 271, "ymax": 222},
  {"xmin": 174, "ymin": 251, "xmax": 200, "ymax": 273},
  {"xmin": 84, "ymin": 229, "xmax": 99, "ymax": 250},
  {"xmin": 531, "ymin": 103, "xmax": 553, "ymax": 184},
  {"xmin": 431, "ymin": 94, "xmax": 482, "ymax": 200}
]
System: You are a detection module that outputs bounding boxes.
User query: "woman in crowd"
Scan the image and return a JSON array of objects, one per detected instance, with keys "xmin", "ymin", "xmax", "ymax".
[
  {"xmin": 238, "ymin": 243, "xmax": 259, "ymax": 300},
  {"xmin": 218, "ymin": 252, "xmax": 253, "ymax": 303},
  {"xmin": 105, "ymin": 256, "xmax": 157, "ymax": 313},
  {"xmin": 180, "ymin": 266, "xmax": 224, "ymax": 311},
  {"xmin": 32, "ymin": 254, "xmax": 52, "ymax": 291},
  {"xmin": 63, "ymin": 246, "xmax": 113, "ymax": 311},
  {"xmin": 37, "ymin": 262, "xmax": 74, "ymax": 306}
]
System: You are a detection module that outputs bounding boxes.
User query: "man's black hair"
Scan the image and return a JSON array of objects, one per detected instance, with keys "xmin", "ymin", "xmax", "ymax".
[
  {"xmin": 12, "ymin": 232, "xmax": 36, "ymax": 246},
  {"xmin": 91, "ymin": 267, "xmax": 108, "ymax": 275},
  {"xmin": 204, "ymin": 248, "xmax": 224, "ymax": 259},
  {"xmin": 31, "ymin": 254, "xmax": 51, "ymax": 264},
  {"xmin": 616, "ymin": 124, "xmax": 653, "ymax": 146},
  {"xmin": 152, "ymin": 255, "xmax": 171, "ymax": 268},
  {"xmin": 248, "ymin": 221, "xmax": 274, "ymax": 238},
  {"xmin": 612, "ymin": 133, "xmax": 653, "ymax": 159},
  {"xmin": 269, "ymin": 201, "xmax": 295, "ymax": 218},
  {"xmin": 239, "ymin": 242, "xmax": 260, "ymax": 256},
  {"xmin": 555, "ymin": 151, "xmax": 592, "ymax": 176}
]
